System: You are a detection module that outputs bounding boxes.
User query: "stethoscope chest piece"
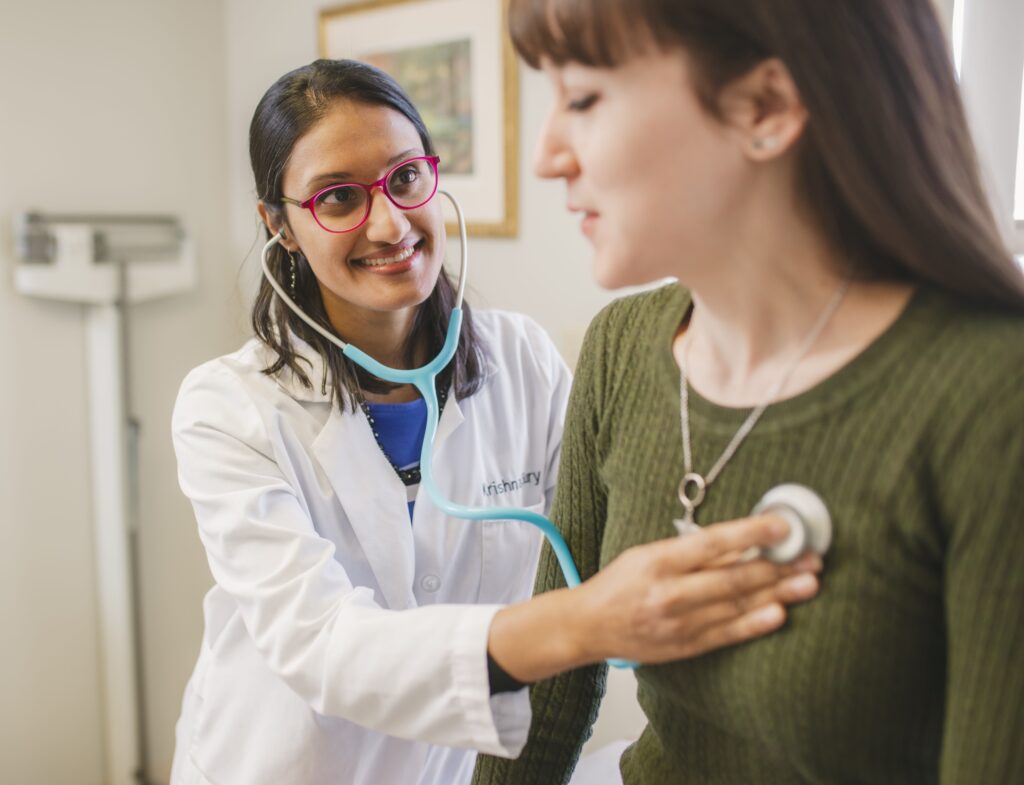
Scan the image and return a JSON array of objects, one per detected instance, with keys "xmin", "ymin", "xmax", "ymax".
[{"xmin": 751, "ymin": 483, "xmax": 832, "ymax": 563}]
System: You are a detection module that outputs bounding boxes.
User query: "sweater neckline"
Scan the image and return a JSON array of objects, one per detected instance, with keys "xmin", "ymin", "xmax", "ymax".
[{"xmin": 655, "ymin": 283, "xmax": 938, "ymax": 434}]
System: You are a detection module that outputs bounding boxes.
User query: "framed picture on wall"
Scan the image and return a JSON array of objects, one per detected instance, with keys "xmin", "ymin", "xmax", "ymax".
[{"xmin": 320, "ymin": 0, "xmax": 519, "ymax": 237}]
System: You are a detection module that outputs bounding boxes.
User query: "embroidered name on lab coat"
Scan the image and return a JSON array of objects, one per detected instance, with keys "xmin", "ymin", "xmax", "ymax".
[{"xmin": 482, "ymin": 471, "xmax": 542, "ymax": 497}]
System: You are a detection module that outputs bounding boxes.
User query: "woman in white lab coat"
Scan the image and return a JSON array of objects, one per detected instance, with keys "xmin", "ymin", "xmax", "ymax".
[{"xmin": 169, "ymin": 60, "xmax": 822, "ymax": 785}]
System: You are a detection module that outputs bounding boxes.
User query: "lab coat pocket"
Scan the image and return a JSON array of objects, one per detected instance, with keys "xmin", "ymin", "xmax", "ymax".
[
  {"xmin": 190, "ymin": 631, "xmax": 321, "ymax": 785},
  {"xmin": 479, "ymin": 501, "xmax": 546, "ymax": 605}
]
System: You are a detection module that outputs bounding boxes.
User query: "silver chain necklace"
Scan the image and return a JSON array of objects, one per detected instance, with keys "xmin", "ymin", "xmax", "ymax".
[{"xmin": 675, "ymin": 278, "xmax": 851, "ymax": 533}]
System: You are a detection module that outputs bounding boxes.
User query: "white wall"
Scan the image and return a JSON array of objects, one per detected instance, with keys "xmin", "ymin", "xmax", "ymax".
[{"xmin": 0, "ymin": 2, "xmax": 238, "ymax": 783}]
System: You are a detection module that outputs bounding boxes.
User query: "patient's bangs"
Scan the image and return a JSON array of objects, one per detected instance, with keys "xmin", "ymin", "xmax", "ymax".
[{"xmin": 509, "ymin": 0, "xmax": 657, "ymax": 68}]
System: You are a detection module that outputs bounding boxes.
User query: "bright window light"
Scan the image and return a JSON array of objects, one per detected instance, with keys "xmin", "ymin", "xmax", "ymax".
[
  {"xmin": 952, "ymin": 0, "xmax": 966, "ymax": 78},
  {"xmin": 1015, "ymin": 60, "xmax": 1024, "ymax": 221}
]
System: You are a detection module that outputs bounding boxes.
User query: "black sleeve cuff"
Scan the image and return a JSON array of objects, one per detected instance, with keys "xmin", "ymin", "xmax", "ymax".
[{"xmin": 487, "ymin": 651, "xmax": 529, "ymax": 695}]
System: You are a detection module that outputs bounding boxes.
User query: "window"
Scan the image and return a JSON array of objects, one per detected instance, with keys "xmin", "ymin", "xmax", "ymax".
[
  {"xmin": 953, "ymin": 0, "xmax": 966, "ymax": 78},
  {"xmin": 1015, "ymin": 60, "xmax": 1024, "ymax": 222}
]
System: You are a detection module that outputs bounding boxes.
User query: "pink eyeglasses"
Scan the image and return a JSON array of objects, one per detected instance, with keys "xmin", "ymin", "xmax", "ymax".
[{"xmin": 280, "ymin": 155, "xmax": 441, "ymax": 234}]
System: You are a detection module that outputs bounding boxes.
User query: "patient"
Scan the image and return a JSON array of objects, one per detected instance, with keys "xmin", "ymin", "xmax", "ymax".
[{"xmin": 473, "ymin": 0, "xmax": 1024, "ymax": 782}]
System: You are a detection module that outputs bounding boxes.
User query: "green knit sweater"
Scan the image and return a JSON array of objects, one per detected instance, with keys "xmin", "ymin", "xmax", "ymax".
[{"xmin": 472, "ymin": 283, "xmax": 1024, "ymax": 785}]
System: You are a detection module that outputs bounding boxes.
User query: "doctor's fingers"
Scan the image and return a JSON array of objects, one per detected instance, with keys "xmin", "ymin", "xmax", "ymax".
[
  {"xmin": 703, "ymin": 547, "xmax": 823, "ymax": 572},
  {"xmin": 652, "ymin": 602, "xmax": 793, "ymax": 663},
  {"xmin": 658, "ymin": 514, "xmax": 794, "ymax": 573},
  {"xmin": 656, "ymin": 558, "xmax": 821, "ymax": 617},
  {"xmin": 615, "ymin": 592, "xmax": 796, "ymax": 665}
]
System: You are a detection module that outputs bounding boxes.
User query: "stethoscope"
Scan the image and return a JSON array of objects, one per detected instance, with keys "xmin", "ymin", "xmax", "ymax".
[{"xmin": 261, "ymin": 190, "xmax": 833, "ymax": 670}]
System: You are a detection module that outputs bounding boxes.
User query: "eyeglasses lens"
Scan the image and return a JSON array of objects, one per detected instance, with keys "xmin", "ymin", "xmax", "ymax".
[
  {"xmin": 386, "ymin": 158, "xmax": 437, "ymax": 209},
  {"xmin": 313, "ymin": 186, "xmax": 368, "ymax": 232},
  {"xmin": 312, "ymin": 158, "xmax": 438, "ymax": 232}
]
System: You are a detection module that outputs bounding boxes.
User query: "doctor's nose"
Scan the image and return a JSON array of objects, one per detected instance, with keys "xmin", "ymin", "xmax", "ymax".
[
  {"xmin": 363, "ymin": 187, "xmax": 411, "ymax": 244},
  {"xmin": 533, "ymin": 108, "xmax": 579, "ymax": 181}
]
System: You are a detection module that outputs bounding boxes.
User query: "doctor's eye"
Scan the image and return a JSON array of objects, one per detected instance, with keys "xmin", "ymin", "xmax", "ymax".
[
  {"xmin": 316, "ymin": 185, "xmax": 364, "ymax": 213},
  {"xmin": 388, "ymin": 161, "xmax": 428, "ymax": 194},
  {"xmin": 567, "ymin": 93, "xmax": 599, "ymax": 112},
  {"xmin": 392, "ymin": 164, "xmax": 421, "ymax": 185},
  {"xmin": 387, "ymin": 159, "xmax": 437, "ymax": 206}
]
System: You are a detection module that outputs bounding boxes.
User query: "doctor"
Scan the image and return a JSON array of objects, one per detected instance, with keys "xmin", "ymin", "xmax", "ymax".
[{"xmin": 169, "ymin": 59, "xmax": 822, "ymax": 785}]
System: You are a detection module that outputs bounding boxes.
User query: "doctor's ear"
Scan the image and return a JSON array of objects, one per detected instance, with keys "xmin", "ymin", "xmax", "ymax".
[
  {"xmin": 256, "ymin": 201, "xmax": 296, "ymax": 250},
  {"xmin": 720, "ymin": 58, "xmax": 808, "ymax": 160}
]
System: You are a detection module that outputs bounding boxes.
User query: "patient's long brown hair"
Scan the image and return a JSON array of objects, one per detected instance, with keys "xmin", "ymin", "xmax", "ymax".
[{"xmin": 511, "ymin": 0, "xmax": 1024, "ymax": 310}]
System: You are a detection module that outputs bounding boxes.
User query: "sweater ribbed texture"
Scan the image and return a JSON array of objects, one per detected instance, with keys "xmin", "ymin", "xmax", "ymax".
[{"xmin": 472, "ymin": 283, "xmax": 1024, "ymax": 785}]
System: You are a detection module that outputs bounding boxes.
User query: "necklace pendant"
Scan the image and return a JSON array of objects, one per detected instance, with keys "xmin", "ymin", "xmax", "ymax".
[
  {"xmin": 673, "ymin": 514, "xmax": 700, "ymax": 537},
  {"xmin": 675, "ymin": 471, "xmax": 706, "ymax": 535}
]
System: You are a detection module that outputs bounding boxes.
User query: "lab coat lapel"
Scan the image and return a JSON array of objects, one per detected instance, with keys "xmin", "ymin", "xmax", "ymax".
[
  {"xmin": 429, "ymin": 351, "xmax": 501, "ymax": 451},
  {"xmin": 429, "ymin": 355, "xmax": 499, "ymax": 458},
  {"xmin": 432, "ymin": 382, "xmax": 465, "ymax": 456},
  {"xmin": 312, "ymin": 408, "xmax": 417, "ymax": 610}
]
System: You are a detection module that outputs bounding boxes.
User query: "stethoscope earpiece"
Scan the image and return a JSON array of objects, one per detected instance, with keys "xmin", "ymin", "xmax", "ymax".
[{"xmin": 750, "ymin": 484, "xmax": 832, "ymax": 564}]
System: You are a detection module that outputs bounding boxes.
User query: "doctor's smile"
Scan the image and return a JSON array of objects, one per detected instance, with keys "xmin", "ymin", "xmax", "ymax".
[{"xmin": 350, "ymin": 238, "xmax": 426, "ymax": 274}]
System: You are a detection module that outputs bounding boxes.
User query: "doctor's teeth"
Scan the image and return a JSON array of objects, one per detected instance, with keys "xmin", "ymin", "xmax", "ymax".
[{"xmin": 357, "ymin": 246, "xmax": 416, "ymax": 266}]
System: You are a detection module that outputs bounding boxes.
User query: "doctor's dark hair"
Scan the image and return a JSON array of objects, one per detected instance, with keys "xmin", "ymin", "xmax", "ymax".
[
  {"xmin": 510, "ymin": 0, "xmax": 1024, "ymax": 309},
  {"xmin": 249, "ymin": 59, "xmax": 486, "ymax": 410}
]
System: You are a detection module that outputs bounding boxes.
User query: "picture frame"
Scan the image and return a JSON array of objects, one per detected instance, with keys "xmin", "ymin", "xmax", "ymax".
[{"xmin": 320, "ymin": 0, "xmax": 519, "ymax": 237}]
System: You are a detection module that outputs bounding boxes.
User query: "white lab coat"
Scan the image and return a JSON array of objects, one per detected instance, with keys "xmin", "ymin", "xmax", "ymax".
[{"xmin": 168, "ymin": 310, "xmax": 571, "ymax": 785}]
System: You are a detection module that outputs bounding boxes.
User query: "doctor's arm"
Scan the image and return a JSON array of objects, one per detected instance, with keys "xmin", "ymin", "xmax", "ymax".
[{"xmin": 172, "ymin": 365, "xmax": 527, "ymax": 757}]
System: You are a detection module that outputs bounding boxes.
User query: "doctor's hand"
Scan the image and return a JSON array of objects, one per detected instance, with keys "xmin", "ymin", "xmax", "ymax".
[{"xmin": 488, "ymin": 514, "xmax": 822, "ymax": 684}]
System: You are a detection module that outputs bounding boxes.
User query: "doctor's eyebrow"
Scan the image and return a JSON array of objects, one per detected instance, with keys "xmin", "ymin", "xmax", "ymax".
[{"xmin": 304, "ymin": 148, "xmax": 425, "ymax": 189}]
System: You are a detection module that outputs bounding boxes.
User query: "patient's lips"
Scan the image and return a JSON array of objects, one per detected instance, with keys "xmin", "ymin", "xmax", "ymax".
[
  {"xmin": 568, "ymin": 202, "xmax": 600, "ymax": 237},
  {"xmin": 579, "ymin": 211, "xmax": 600, "ymax": 236}
]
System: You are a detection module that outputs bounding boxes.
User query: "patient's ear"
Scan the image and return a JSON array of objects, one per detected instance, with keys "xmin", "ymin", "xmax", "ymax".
[{"xmin": 720, "ymin": 58, "xmax": 808, "ymax": 161}]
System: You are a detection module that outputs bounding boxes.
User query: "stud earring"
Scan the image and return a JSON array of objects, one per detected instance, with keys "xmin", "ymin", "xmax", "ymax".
[{"xmin": 752, "ymin": 136, "xmax": 780, "ymax": 152}]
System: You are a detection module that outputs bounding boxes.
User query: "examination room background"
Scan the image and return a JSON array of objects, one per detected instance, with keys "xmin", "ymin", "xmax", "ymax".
[{"xmin": 1, "ymin": 1, "xmax": 1021, "ymax": 784}]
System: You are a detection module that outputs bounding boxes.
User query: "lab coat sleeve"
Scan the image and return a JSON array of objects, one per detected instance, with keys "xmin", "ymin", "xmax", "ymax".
[
  {"xmin": 936, "ymin": 375, "xmax": 1024, "ymax": 783},
  {"xmin": 171, "ymin": 363, "xmax": 529, "ymax": 757}
]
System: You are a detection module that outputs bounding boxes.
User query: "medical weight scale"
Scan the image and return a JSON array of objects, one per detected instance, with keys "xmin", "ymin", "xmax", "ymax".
[{"xmin": 13, "ymin": 212, "xmax": 196, "ymax": 785}]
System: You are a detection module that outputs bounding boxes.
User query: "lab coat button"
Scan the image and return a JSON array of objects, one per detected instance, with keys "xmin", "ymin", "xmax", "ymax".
[{"xmin": 420, "ymin": 574, "xmax": 441, "ymax": 593}]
